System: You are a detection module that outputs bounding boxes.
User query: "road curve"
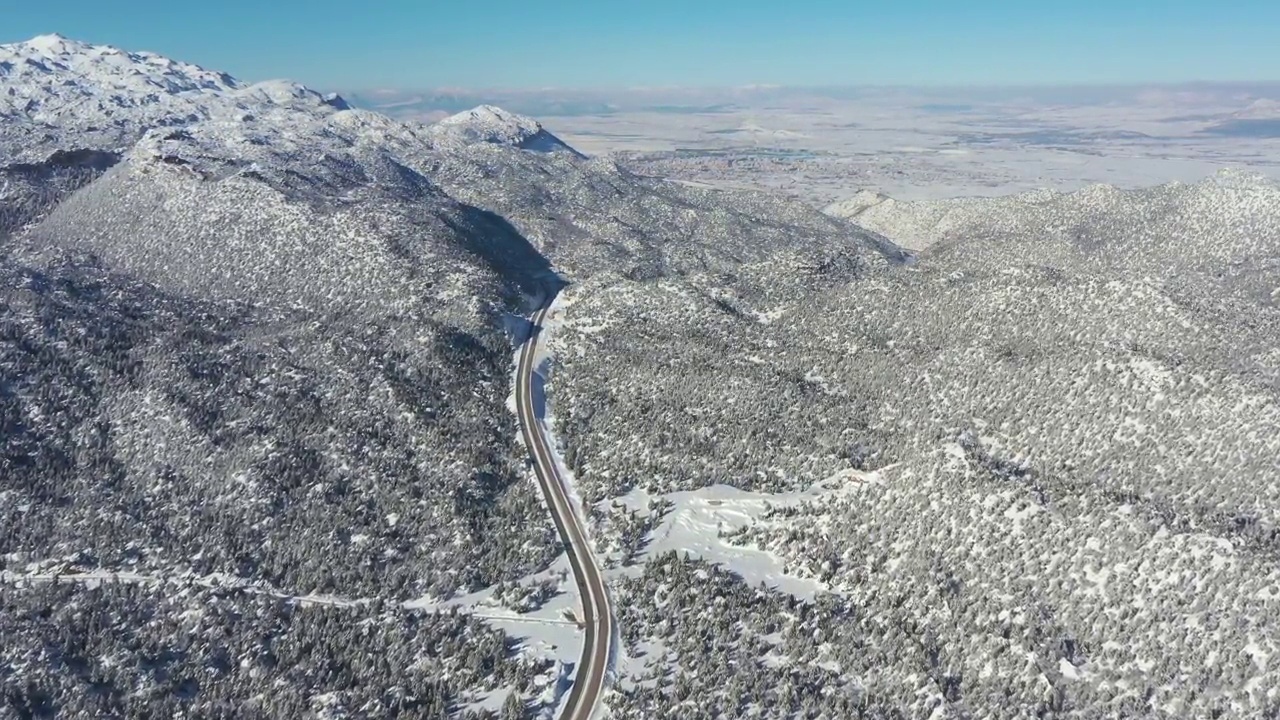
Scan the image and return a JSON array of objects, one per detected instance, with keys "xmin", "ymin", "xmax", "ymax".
[{"xmin": 516, "ymin": 298, "xmax": 613, "ymax": 720}]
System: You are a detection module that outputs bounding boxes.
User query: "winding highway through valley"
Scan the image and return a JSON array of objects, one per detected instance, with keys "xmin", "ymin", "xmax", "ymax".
[{"xmin": 515, "ymin": 297, "xmax": 613, "ymax": 720}]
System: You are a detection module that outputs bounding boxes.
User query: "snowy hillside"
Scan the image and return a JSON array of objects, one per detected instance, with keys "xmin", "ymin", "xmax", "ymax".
[
  {"xmin": 828, "ymin": 170, "xmax": 1280, "ymax": 256},
  {"xmin": 0, "ymin": 33, "xmax": 241, "ymax": 108},
  {"xmin": 825, "ymin": 171, "xmax": 1280, "ymax": 308},
  {"xmin": 8, "ymin": 29, "xmax": 1278, "ymax": 720},
  {"xmin": 823, "ymin": 188, "xmax": 975, "ymax": 250},
  {"xmin": 0, "ymin": 32, "xmax": 909, "ymax": 719},
  {"xmin": 554, "ymin": 165, "xmax": 1280, "ymax": 715},
  {"xmin": 423, "ymin": 145, "xmax": 908, "ymax": 284},
  {"xmin": 1, "ymin": 34, "xmax": 569, "ymax": 717}
]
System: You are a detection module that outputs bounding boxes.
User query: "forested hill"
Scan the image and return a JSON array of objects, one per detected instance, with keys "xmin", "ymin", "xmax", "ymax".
[{"xmin": 0, "ymin": 33, "xmax": 906, "ymax": 718}]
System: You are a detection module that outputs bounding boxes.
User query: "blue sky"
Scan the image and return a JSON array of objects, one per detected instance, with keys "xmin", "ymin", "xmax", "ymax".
[{"xmin": 10, "ymin": 0, "xmax": 1280, "ymax": 89}]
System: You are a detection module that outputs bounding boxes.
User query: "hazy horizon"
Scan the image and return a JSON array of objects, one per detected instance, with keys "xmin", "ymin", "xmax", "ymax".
[{"xmin": 336, "ymin": 81, "xmax": 1280, "ymax": 114}]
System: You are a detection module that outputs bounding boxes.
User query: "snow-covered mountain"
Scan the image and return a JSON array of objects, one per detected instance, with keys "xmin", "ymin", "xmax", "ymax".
[
  {"xmin": 426, "ymin": 104, "xmax": 582, "ymax": 156},
  {"xmin": 556, "ymin": 170, "xmax": 1280, "ymax": 718},
  {"xmin": 0, "ymin": 33, "xmax": 913, "ymax": 719},
  {"xmin": 0, "ymin": 35, "xmax": 580, "ymax": 716},
  {"xmin": 0, "ymin": 34, "xmax": 347, "ymax": 163},
  {"xmin": 0, "ymin": 33, "xmax": 240, "ymax": 104},
  {"xmin": 1, "ymin": 33, "xmax": 898, "ymax": 288}
]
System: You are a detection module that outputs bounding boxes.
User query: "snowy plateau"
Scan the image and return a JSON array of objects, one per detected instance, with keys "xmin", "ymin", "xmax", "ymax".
[{"xmin": 3, "ymin": 33, "xmax": 1280, "ymax": 720}]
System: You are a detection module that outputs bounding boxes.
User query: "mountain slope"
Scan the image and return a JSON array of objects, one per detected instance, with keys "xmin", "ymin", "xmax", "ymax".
[
  {"xmin": 827, "ymin": 173, "xmax": 1280, "ymax": 310},
  {"xmin": 1, "ymin": 35, "xmax": 573, "ymax": 716},
  {"xmin": 555, "ymin": 172, "xmax": 1280, "ymax": 712},
  {"xmin": 0, "ymin": 33, "xmax": 921, "ymax": 719},
  {"xmin": 422, "ymin": 142, "xmax": 910, "ymax": 286},
  {"xmin": 559, "ymin": 170, "xmax": 1280, "ymax": 717}
]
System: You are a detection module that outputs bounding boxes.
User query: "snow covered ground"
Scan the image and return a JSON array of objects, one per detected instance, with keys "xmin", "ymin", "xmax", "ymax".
[
  {"xmin": 612, "ymin": 484, "xmax": 828, "ymax": 599},
  {"xmin": 600, "ymin": 467, "xmax": 889, "ymax": 692}
]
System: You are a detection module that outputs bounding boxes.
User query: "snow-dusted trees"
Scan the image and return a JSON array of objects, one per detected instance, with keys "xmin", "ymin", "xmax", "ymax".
[
  {"xmin": 544, "ymin": 174, "xmax": 1280, "ymax": 717},
  {"xmin": 0, "ymin": 151, "xmax": 116, "ymax": 235},
  {"xmin": 0, "ymin": 249, "xmax": 557, "ymax": 602},
  {"xmin": 0, "ymin": 582, "xmax": 548, "ymax": 718}
]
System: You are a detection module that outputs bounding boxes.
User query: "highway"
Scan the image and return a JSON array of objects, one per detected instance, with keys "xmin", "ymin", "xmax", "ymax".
[{"xmin": 515, "ymin": 298, "xmax": 613, "ymax": 720}]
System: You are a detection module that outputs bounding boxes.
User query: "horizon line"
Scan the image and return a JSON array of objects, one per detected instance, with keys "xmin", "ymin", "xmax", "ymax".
[{"xmin": 344, "ymin": 80, "xmax": 1280, "ymax": 94}]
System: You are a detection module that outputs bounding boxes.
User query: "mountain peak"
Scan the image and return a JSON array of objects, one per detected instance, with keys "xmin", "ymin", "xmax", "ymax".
[
  {"xmin": 454, "ymin": 104, "xmax": 527, "ymax": 122},
  {"xmin": 428, "ymin": 104, "xmax": 583, "ymax": 156},
  {"xmin": 0, "ymin": 33, "xmax": 242, "ymax": 96},
  {"xmin": 434, "ymin": 104, "xmax": 544, "ymax": 139},
  {"xmin": 24, "ymin": 33, "xmax": 77, "ymax": 52},
  {"xmin": 0, "ymin": 34, "xmax": 346, "ymax": 162}
]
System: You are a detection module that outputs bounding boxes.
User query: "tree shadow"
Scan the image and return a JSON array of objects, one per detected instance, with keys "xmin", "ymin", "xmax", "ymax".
[{"xmin": 443, "ymin": 204, "xmax": 567, "ymax": 298}]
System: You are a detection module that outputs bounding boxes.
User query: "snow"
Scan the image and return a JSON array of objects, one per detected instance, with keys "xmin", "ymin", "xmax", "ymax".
[
  {"xmin": 0, "ymin": 34, "xmax": 352, "ymax": 163},
  {"xmin": 428, "ymin": 104, "xmax": 583, "ymax": 156},
  {"xmin": 0, "ymin": 568, "xmax": 362, "ymax": 607},
  {"xmin": 614, "ymin": 470, "xmax": 885, "ymax": 602},
  {"xmin": 459, "ymin": 687, "xmax": 514, "ymax": 715},
  {"xmin": 0, "ymin": 33, "xmax": 239, "ymax": 110},
  {"xmin": 752, "ymin": 307, "xmax": 787, "ymax": 324},
  {"xmin": 619, "ymin": 484, "xmax": 821, "ymax": 598},
  {"xmin": 1059, "ymin": 657, "xmax": 1086, "ymax": 680},
  {"xmin": 413, "ymin": 558, "xmax": 586, "ymax": 718}
]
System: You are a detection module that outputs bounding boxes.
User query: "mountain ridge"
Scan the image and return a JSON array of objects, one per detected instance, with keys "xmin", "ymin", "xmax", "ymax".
[
  {"xmin": 0, "ymin": 34, "xmax": 343, "ymax": 164},
  {"xmin": 1, "ymin": 33, "xmax": 906, "ymax": 293}
]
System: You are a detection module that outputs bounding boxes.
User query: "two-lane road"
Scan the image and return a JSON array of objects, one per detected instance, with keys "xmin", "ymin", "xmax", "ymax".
[{"xmin": 516, "ymin": 299, "xmax": 613, "ymax": 720}]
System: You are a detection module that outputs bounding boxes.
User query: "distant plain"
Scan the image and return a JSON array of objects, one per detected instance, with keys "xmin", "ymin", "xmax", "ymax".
[{"xmin": 349, "ymin": 83, "xmax": 1280, "ymax": 204}]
